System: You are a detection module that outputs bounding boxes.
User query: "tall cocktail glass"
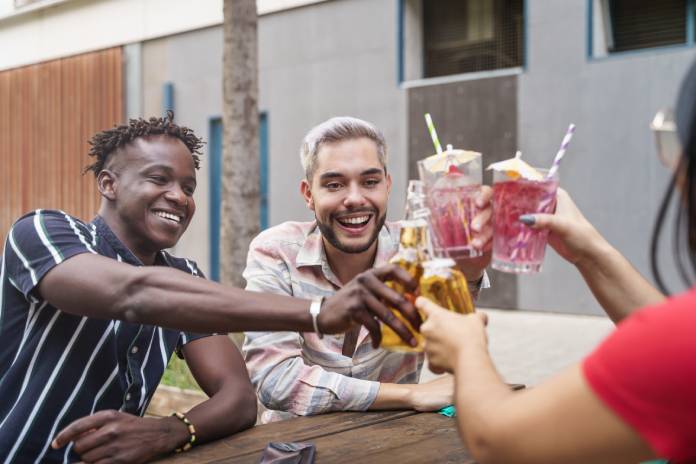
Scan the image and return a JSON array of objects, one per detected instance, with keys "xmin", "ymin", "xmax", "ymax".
[
  {"xmin": 418, "ymin": 150, "xmax": 482, "ymax": 259},
  {"xmin": 491, "ymin": 168, "xmax": 559, "ymax": 273}
]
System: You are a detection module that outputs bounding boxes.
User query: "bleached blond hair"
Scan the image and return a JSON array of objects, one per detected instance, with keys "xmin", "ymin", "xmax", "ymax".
[{"xmin": 300, "ymin": 116, "xmax": 387, "ymax": 180}]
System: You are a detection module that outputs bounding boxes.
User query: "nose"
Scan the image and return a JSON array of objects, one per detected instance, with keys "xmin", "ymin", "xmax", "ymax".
[
  {"xmin": 343, "ymin": 182, "xmax": 368, "ymax": 208},
  {"xmin": 164, "ymin": 184, "xmax": 189, "ymax": 207}
]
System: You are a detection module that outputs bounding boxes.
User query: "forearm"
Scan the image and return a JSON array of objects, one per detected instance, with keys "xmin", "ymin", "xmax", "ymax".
[
  {"xmin": 369, "ymin": 383, "xmax": 414, "ymax": 410},
  {"xmin": 184, "ymin": 387, "xmax": 257, "ymax": 445},
  {"xmin": 575, "ymin": 242, "xmax": 665, "ymax": 324},
  {"xmin": 122, "ymin": 267, "xmax": 314, "ymax": 334},
  {"xmin": 253, "ymin": 355, "xmax": 379, "ymax": 415},
  {"xmin": 452, "ymin": 344, "xmax": 515, "ymax": 460}
]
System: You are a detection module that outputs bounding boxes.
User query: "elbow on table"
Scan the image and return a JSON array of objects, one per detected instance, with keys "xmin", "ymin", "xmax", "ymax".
[
  {"xmin": 236, "ymin": 387, "xmax": 258, "ymax": 431},
  {"xmin": 462, "ymin": 419, "xmax": 509, "ymax": 464}
]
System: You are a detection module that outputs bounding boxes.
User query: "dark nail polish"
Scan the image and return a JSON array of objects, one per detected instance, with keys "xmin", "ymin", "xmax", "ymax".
[{"xmin": 519, "ymin": 215, "xmax": 535, "ymax": 225}]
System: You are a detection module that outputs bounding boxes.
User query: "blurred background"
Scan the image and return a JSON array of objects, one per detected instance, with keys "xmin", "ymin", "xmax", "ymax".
[{"xmin": 1, "ymin": 0, "xmax": 694, "ymax": 319}]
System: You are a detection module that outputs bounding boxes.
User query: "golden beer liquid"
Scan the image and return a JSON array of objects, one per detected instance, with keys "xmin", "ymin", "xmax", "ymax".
[
  {"xmin": 380, "ymin": 222, "xmax": 428, "ymax": 352},
  {"xmin": 419, "ymin": 266, "xmax": 474, "ymax": 315}
]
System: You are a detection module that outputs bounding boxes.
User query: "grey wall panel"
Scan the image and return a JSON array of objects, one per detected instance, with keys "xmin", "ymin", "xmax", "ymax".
[
  {"xmin": 259, "ymin": 0, "xmax": 408, "ymax": 226},
  {"xmin": 407, "ymin": 75, "xmax": 519, "ymax": 309},
  {"xmin": 517, "ymin": 0, "xmax": 696, "ymax": 314}
]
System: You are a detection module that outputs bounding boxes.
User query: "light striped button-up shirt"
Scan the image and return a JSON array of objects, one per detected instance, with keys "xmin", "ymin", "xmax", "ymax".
[
  {"xmin": 0, "ymin": 210, "xmax": 208, "ymax": 463},
  {"xmin": 243, "ymin": 221, "xmax": 486, "ymax": 423}
]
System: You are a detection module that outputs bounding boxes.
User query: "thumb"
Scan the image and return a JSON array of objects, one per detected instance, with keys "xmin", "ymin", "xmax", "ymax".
[{"xmin": 415, "ymin": 296, "xmax": 446, "ymax": 317}]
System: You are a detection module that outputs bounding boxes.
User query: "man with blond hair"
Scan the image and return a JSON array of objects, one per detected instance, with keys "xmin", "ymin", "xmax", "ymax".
[{"xmin": 243, "ymin": 116, "xmax": 493, "ymax": 422}]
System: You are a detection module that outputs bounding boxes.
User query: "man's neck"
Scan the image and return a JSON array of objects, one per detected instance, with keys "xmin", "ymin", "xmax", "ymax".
[
  {"xmin": 323, "ymin": 238, "xmax": 379, "ymax": 285},
  {"xmin": 98, "ymin": 207, "xmax": 157, "ymax": 266}
]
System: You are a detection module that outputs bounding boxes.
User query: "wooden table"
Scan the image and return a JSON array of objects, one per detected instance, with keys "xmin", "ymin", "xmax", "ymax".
[{"xmin": 155, "ymin": 410, "xmax": 475, "ymax": 463}]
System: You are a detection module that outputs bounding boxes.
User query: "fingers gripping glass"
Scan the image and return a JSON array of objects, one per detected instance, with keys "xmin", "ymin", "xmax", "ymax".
[{"xmin": 651, "ymin": 108, "xmax": 682, "ymax": 169}]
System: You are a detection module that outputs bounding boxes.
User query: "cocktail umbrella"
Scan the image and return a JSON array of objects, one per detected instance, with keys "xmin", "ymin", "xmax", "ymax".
[
  {"xmin": 486, "ymin": 151, "xmax": 543, "ymax": 181},
  {"xmin": 421, "ymin": 149, "xmax": 480, "ymax": 174}
]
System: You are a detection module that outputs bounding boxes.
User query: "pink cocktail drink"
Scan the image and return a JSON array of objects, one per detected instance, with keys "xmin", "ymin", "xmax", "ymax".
[
  {"xmin": 492, "ymin": 171, "xmax": 558, "ymax": 273},
  {"xmin": 418, "ymin": 149, "xmax": 483, "ymax": 259},
  {"xmin": 427, "ymin": 182, "xmax": 481, "ymax": 258}
]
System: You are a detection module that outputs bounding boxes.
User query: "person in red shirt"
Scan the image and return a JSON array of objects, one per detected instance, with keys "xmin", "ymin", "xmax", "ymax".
[{"xmin": 418, "ymin": 61, "xmax": 696, "ymax": 463}]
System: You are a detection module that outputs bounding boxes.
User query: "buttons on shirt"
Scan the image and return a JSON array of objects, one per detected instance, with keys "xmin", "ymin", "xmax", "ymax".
[
  {"xmin": 125, "ymin": 393, "xmax": 132, "ymax": 401},
  {"xmin": 131, "ymin": 346, "xmax": 139, "ymax": 354}
]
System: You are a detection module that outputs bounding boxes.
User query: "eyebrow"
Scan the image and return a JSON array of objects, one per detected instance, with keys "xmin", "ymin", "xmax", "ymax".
[
  {"xmin": 141, "ymin": 164, "xmax": 197, "ymax": 185},
  {"xmin": 318, "ymin": 172, "xmax": 345, "ymax": 181},
  {"xmin": 318, "ymin": 168, "xmax": 385, "ymax": 181},
  {"xmin": 361, "ymin": 168, "xmax": 385, "ymax": 176}
]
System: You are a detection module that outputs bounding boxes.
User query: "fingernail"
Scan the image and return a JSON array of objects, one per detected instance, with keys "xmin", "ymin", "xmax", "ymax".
[
  {"xmin": 472, "ymin": 220, "xmax": 481, "ymax": 232},
  {"xmin": 519, "ymin": 215, "xmax": 535, "ymax": 225}
]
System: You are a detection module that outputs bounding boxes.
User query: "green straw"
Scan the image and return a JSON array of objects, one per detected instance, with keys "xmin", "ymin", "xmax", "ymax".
[{"xmin": 424, "ymin": 113, "xmax": 443, "ymax": 154}]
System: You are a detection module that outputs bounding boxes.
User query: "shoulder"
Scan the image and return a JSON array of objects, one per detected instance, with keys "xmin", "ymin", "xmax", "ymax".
[
  {"xmin": 10, "ymin": 209, "xmax": 86, "ymax": 233},
  {"xmin": 7, "ymin": 209, "xmax": 90, "ymax": 246},
  {"xmin": 248, "ymin": 221, "xmax": 315, "ymax": 256},
  {"xmin": 582, "ymin": 289, "xmax": 696, "ymax": 460}
]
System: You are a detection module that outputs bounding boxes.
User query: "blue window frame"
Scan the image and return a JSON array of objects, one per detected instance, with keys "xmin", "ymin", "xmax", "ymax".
[
  {"xmin": 397, "ymin": 0, "xmax": 526, "ymax": 83},
  {"xmin": 208, "ymin": 114, "xmax": 269, "ymax": 281},
  {"xmin": 588, "ymin": 0, "xmax": 695, "ymax": 59},
  {"xmin": 162, "ymin": 82, "xmax": 174, "ymax": 115}
]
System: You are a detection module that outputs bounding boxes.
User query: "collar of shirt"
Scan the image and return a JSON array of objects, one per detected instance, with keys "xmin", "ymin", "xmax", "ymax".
[
  {"xmin": 294, "ymin": 221, "xmax": 400, "ymax": 347},
  {"xmin": 295, "ymin": 222, "xmax": 399, "ymax": 286},
  {"xmin": 92, "ymin": 215, "xmax": 167, "ymax": 267}
]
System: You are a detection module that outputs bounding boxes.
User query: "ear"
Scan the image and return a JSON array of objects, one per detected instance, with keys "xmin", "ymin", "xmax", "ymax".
[
  {"xmin": 386, "ymin": 172, "xmax": 392, "ymax": 194},
  {"xmin": 300, "ymin": 179, "xmax": 315, "ymax": 211},
  {"xmin": 97, "ymin": 170, "xmax": 118, "ymax": 201}
]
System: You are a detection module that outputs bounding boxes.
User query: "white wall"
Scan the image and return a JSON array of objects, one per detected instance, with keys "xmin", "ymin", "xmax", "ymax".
[{"xmin": 0, "ymin": 0, "xmax": 330, "ymax": 71}]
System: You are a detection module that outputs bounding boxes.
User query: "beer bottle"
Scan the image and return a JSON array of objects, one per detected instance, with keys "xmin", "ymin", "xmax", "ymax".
[
  {"xmin": 380, "ymin": 181, "xmax": 430, "ymax": 352},
  {"xmin": 419, "ymin": 258, "xmax": 474, "ymax": 315}
]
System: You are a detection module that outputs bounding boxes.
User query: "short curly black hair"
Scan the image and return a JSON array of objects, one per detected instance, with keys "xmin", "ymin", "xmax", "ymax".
[{"xmin": 83, "ymin": 111, "xmax": 204, "ymax": 176}]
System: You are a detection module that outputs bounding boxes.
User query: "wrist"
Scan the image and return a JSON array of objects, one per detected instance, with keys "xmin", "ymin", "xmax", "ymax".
[
  {"xmin": 575, "ymin": 233, "xmax": 614, "ymax": 271},
  {"xmin": 160, "ymin": 416, "xmax": 191, "ymax": 454}
]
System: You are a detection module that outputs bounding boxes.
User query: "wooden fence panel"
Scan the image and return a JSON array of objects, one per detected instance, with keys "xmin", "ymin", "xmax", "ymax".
[{"xmin": 0, "ymin": 47, "xmax": 123, "ymax": 241}]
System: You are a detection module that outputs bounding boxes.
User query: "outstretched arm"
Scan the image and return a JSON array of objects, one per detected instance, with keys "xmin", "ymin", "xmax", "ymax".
[
  {"xmin": 37, "ymin": 252, "xmax": 421, "ymax": 342},
  {"xmin": 526, "ymin": 189, "xmax": 664, "ymax": 323},
  {"xmin": 418, "ymin": 298, "xmax": 655, "ymax": 464}
]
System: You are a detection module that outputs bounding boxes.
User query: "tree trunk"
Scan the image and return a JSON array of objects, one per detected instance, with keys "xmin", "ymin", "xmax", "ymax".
[{"xmin": 221, "ymin": 0, "xmax": 259, "ymax": 289}]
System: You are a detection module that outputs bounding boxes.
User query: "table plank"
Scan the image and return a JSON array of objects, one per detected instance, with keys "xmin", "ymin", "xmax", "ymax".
[
  {"xmin": 155, "ymin": 410, "xmax": 417, "ymax": 463},
  {"xmin": 217, "ymin": 412, "xmax": 473, "ymax": 464},
  {"xmin": 299, "ymin": 412, "xmax": 473, "ymax": 464}
]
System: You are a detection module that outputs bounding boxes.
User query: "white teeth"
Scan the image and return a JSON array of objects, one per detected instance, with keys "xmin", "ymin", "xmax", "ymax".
[
  {"xmin": 341, "ymin": 215, "xmax": 370, "ymax": 225},
  {"xmin": 154, "ymin": 211, "xmax": 181, "ymax": 223}
]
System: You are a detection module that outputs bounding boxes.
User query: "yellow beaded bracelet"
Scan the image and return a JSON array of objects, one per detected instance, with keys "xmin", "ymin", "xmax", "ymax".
[{"xmin": 171, "ymin": 411, "xmax": 197, "ymax": 453}]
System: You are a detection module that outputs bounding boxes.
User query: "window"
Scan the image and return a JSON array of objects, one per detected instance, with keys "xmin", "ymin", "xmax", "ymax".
[
  {"xmin": 418, "ymin": 0, "xmax": 524, "ymax": 79},
  {"xmin": 591, "ymin": 0, "xmax": 692, "ymax": 57}
]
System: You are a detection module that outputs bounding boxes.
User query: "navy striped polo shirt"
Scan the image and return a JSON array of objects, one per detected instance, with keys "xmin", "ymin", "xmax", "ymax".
[{"xmin": 0, "ymin": 210, "xmax": 208, "ymax": 463}]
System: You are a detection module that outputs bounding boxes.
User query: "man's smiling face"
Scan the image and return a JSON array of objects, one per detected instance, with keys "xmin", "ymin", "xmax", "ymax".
[
  {"xmin": 106, "ymin": 135, "xmax": 197, "ymax": 256},
  {"xmin": 301, "ymin": 137, "xmax": 391, "ymax": 254}
]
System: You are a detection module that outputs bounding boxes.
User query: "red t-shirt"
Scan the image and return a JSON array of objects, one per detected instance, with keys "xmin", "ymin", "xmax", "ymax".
[{"xmin": 583, "ymin": 288, "xmax": 696, "ymax": 463}]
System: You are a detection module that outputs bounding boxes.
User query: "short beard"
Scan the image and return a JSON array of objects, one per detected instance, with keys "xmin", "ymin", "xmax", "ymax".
[{"xmin": 317, "ymin": 211, "xmax": 387, "ymax": 254}]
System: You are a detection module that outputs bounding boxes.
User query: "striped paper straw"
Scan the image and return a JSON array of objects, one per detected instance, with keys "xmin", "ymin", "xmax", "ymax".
[
  {"xmin": 546, "ymin": 123, "xmax": 576, "ymax": 179},
  {"xmin": 424, "ymin": 113, "xmax": 443, "ymax": 154}
]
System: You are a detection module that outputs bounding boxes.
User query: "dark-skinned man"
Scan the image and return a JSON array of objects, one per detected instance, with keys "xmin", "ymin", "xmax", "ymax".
[{"xmin": 0, "ymin": 113, "xmax": 419, "ymax": 463}]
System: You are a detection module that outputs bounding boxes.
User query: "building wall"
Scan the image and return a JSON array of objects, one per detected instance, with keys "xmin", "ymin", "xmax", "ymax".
[
  {"xmin": 140, "ymin": 0, "xmax": 407, "ymax": 277},
  {"xmin": 516, "ymin": 0, "xmax": 696, "ymax": 313},
  {"xmin": 0, "ymin": 47, "xmax": 122, "ymax": 240},
  {"xmin": 0, "ymin": 0, "xmax": 331, "ymax": 71}
]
